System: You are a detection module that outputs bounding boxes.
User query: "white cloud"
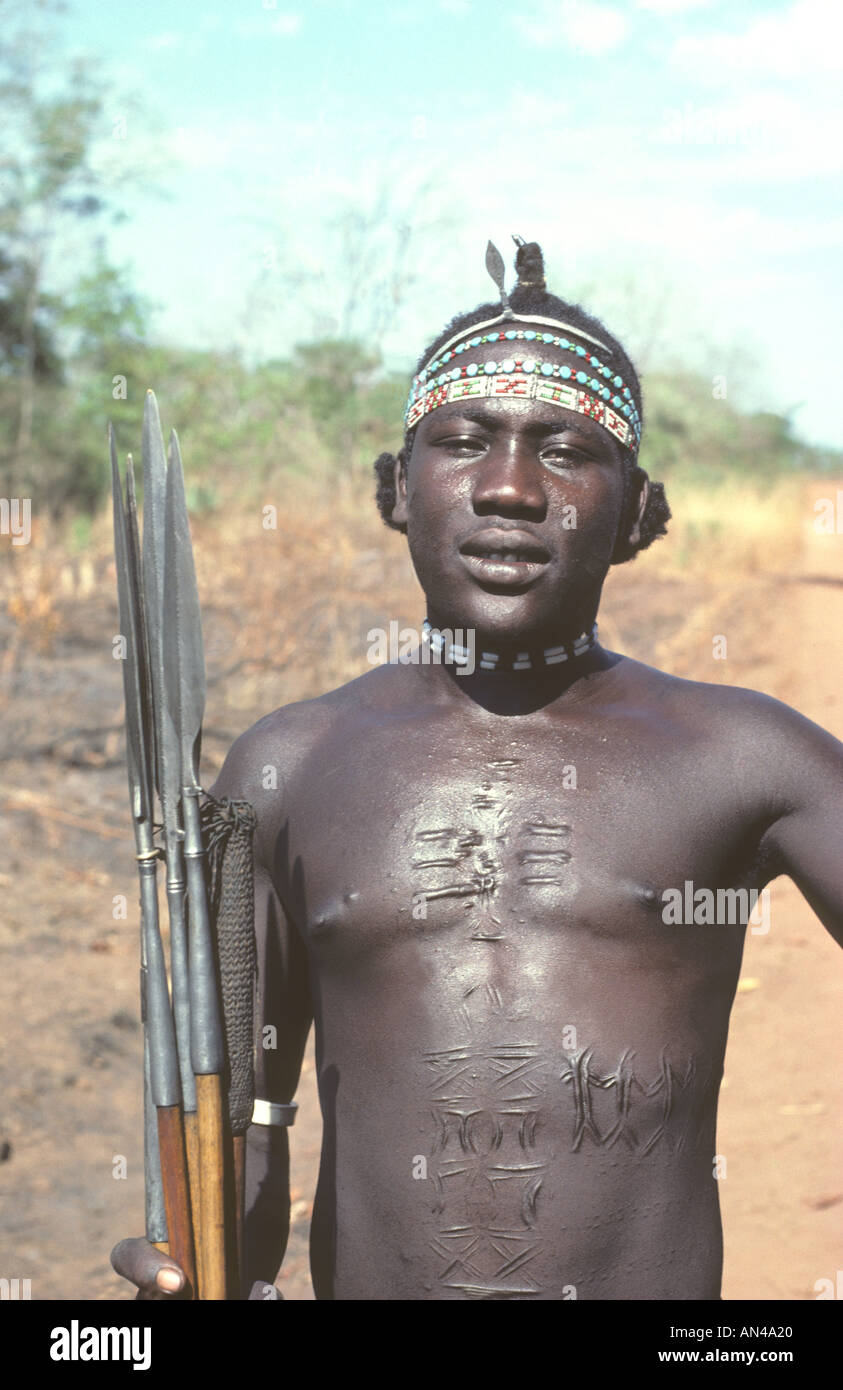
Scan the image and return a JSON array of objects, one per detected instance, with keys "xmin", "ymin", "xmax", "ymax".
[
  {"xmin": 514, "ymin": 0, "xmax": 629, "ymax": 55},
  {"xmin": 634, "ymin": 0, "xmax": 711, "ymax": 13},
  {"xmin": 234, "ymin": 12, "xmax": 303, "ymax": 39},
  {"xmin": 270, "ymin": 13, "xmax": 303, "ymax": 36},
  {"xmin": 671, "ymin": 0, "xmax": 843, "ymax": 78},
  {"xmin": 146, "ymin": 32, "xmax": 183, "ymax": 51},
  {"xmin": 652, "ymin": 85, "xmax": 843, "ymax": 177}
]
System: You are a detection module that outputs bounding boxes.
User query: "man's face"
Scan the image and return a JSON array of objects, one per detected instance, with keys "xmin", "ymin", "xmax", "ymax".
[{"xmin": 395, "ymin": 336, "xmax": 630, "ymax": 647}]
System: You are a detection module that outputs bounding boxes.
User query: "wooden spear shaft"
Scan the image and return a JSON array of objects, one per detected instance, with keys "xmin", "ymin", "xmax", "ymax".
[{"xmin": 112, "ymin": 433, "xmax": 197, "ymax": 1292}]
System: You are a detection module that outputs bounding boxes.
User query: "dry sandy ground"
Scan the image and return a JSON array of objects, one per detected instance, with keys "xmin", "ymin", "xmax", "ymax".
[{"xmin": 0, "ymin": 483, "xmax": 840, "ymax": 1301}]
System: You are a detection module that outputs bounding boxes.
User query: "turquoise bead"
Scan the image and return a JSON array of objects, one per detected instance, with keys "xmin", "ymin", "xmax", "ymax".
[
  {"xmin": 560, "ymin": 366, "xmax": 571, "ymax": 378},
  {"xmin": 524, "ymin": 330, "xmax": 536, "ymax": 340},
  {"xmin": 542, "ymin": 333, "xmax": 554, "ymax": 343},
  {"xmin": 484, "ymin": 361, "xmax": 497, "ymax": 374},
  {"xmin": 575, "ymin": 346, "xmax": 586, "ymax": 356},
  {"xmin": 522, "ymin": 359, "xmax": 536, "ymax": 373},
  {"xmin": 466, "ymin": 363, "xmax": 478, "ymax": 376},
  {"xmin": 541, "ymin": 363, "xmax": 554, "ymax": 376},
  {"xmin": 613, "ymin": 375, "xmax": 622, "ymax": 387},
  {"xmin": 576, "ymin": 371, "xmax": 587, "ymax": 384},
  {"xmin": 505, "ymin": 330, "xmax": 517, "ymax": 340},
  {"xmin": 501, "ymin": 358, "xmax": 515, "ymax": 372}
]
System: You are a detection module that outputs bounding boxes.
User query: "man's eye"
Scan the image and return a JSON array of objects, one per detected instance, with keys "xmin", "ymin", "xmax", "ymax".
[
  {"xmin": 540, "ymin": 447, "xmax": 590, "ymax": 469},
  {"xmin": 438, "ymin": 436, "xmax": 487, "ymax": 455}
]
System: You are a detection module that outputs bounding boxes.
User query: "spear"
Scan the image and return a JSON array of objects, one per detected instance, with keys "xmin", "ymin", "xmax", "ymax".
[
  {"xmin": 140, "ymin": 393, "xmax": 203, "ymax": 1286},
  {"xmin": 162, "ymin": 423, "xmax": 228, "ymax": 1300},
  {"xmin": 110, "ymin": 429, "xmax": 196, "ymax": 1292}
]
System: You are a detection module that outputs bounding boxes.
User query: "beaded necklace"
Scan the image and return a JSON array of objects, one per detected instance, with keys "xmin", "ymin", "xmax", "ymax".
[{"xmin": 422, "ymin": 619, "xmax": 599, "ymax": 672}]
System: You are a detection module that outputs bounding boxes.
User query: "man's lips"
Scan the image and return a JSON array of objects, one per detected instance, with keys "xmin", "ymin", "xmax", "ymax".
[{"xmin": 458, "ymin": 527, "xmax": 550, "ymax": 587}]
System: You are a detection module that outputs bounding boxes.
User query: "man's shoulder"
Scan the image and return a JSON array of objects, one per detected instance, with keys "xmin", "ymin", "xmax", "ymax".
[
  {"xmin": 210, "ymin": 664, "xmax": 404, "ymax": 798},
  {"xmin": 616, "ymin": 654, "xmax": 830, "ymax": 749}
]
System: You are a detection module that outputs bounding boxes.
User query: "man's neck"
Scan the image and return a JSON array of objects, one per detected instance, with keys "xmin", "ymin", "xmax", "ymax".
[{"xmin": 419, "ymin": 641, "xmax": 622, "ymax": 716}]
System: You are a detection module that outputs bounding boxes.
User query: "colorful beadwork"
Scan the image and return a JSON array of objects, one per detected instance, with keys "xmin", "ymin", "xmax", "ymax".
[
  {"xmin": 407, "ymin": 326, "xmax": 641, "ymax": 453},
  {"xmin": 405, "ymin": 356, "xmax": 639, "ymax": 451},
  {"xmin": 415, "ymin": 329, "xmax": 632, "ymax": 405},
  {"xmin": 417, "ymin": 311, "xmax": 610, "ymax": 379},
  {"xmin": 409, "ymin": 340, "xmax": 638, "ymax": 422}
]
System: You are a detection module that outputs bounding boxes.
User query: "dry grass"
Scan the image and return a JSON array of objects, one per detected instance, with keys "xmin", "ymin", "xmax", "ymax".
[
  {"xmin": 646, "ymin": 475, "xmax": 804, "ymax": 578},
  {"xmin": 0, "ymin": 471, "xmax": 812, "ymax": 733}
]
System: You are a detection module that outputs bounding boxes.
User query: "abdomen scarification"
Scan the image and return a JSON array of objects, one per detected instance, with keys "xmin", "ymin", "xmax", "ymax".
[
  {"xmin": 561, "ymin": 1047, "xmax": 720, "ymax": 1155},
  {"xmin": 423, "ymin": 1043, "xmax": 548, "ymax": 1299},
  {"xmin": 419, "ymin": 1042, "xmax": 721, "ymax": 1299}
]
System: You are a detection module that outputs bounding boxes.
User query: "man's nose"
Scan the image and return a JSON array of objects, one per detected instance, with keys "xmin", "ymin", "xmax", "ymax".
[{"xmin": 471, "ymin": 436, "xmax": 547, "ymax": 516}]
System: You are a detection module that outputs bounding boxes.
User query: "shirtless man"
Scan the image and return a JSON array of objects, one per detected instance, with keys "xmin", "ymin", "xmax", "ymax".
[{"xmin": 113, "ymin": 240, "xmax": 843, "ymax": 1300}]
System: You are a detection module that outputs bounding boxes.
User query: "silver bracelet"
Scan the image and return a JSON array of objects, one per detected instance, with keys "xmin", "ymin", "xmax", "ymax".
[{"xmin": 251, "ymin": 1098, "xmax": 298, "ymax": 1127}]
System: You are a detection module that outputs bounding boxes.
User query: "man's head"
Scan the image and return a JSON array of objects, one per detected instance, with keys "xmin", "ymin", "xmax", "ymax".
[{"xmin": 374, "ymin": 241, "xmax": 670, "ymax": 646}]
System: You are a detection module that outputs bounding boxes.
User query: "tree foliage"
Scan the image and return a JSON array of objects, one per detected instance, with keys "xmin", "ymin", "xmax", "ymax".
[{"xmin": 0, "ymin": 6, "xmax": 837, "ymax": 521}]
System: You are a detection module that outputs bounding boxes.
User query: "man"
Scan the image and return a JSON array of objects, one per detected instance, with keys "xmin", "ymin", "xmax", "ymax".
[{"xmin": 114, "ymin": 239, "xmax": 843, "ymax": 1300}]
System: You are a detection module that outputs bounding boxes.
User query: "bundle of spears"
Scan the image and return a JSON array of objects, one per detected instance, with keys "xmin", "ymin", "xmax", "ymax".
[{"xmin": 110, "ymin": 392, "xmax": 257, "ymax": 1299}]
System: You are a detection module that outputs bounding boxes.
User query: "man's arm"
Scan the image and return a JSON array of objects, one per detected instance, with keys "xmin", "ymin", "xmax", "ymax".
[
  {"xmin": 240, "ymin": 860, "xmax": 312, "ymax": 1293},
  {"xmin": 209, "ymin": 718, "xmax": 313, "ymax": 1295},
  {"xmin": 753, "ymin": 698, "xmax": 843, "ymax": 948}
]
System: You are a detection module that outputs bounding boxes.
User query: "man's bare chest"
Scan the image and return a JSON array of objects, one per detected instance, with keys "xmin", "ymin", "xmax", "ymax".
[{"xmin": 274, "ymin": 711, "xmax": 754, "ymax": 965}]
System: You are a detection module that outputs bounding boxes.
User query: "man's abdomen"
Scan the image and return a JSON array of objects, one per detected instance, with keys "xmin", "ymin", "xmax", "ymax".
[{"xmin": 309, "ymin": 1012, "xmax": 725, "ymax": 1301}]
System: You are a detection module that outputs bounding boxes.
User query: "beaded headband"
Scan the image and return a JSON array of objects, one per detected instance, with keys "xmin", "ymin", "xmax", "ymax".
[
  {"xmin": 404, "ymin": 239, "xmax": 641, "ymax": 455},
  {"xmin": 416, "ymin": 311, "xmax": 609, "ymax": 381}
]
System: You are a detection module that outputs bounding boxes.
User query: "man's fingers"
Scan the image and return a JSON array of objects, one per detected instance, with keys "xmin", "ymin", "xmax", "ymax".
[{"xmin": 111, "ymin": 1237, "xmax": 187, "ymax": 1297}]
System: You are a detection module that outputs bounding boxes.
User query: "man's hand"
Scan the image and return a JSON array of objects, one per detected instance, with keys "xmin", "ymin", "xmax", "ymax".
[{"xmin": 111, "ymin": 1237, "xmax": 189, "ymax": 1300}]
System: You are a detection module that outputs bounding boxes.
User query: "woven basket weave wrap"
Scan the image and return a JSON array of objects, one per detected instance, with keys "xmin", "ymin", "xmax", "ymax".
[{"xmin": 201, "ymin": 795, "xmax": 258, "ymax": 1135}]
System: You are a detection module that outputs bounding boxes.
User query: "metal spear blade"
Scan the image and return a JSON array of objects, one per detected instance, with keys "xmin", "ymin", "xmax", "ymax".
[
  {"xmin": 141, "ymin": 390, "xmax": 182, "ymax": 837},
  {"xmin": 110, "ymin": 426, "xmax": 152, "ymax": 827},
  {"xmin": 163, "ymin": 429, "xmax": 206, "ymax": 792},
  {"xmin": 125, "ymin": 453, "xmax": 156, "ymax": 817},
  {"xmin": 485, "ymin": 239, "xmax": 507, "ymax": 299}
]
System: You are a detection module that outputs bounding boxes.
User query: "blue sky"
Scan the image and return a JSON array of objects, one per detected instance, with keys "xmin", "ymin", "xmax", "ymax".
[{"xmin": 52, "ymin": 0, "xmax": 843, "ymax": 447}]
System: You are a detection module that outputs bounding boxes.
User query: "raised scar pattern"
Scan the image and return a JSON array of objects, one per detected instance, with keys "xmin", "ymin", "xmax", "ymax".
[
  {"xmin": 518, "ymin": 821, "xmax": 572, "ymax": 886},
  {"xmin": 411, "ymin": 797, "xmax": 507, "ymax": 942},
  {"xmin": 422, "ymin": 1043, "xmax": 718, "ymax": 1297},
  {"xmin": 560, "ymin": 1047, "xmax": 717, "ymax": 1154},
  {"xmin": 424, "ymin": 1043, "xmax": 547, "ymax": 1297},
  {"xmin": 412, "ymin": 799, "xmax": 573, "ymax": 943}
]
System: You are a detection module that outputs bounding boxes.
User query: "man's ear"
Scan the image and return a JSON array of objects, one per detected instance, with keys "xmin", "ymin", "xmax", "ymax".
[
  {"xmin": 627, "ymin": 471, "xmax": 649, "ymax": 547},
  {"xmin": 391, "ymin": 449, "xmax": 409, "ymax": 527}
]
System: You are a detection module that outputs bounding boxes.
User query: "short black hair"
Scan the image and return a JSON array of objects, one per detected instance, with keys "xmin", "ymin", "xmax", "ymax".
[{"xmin": 374, "ymin": 241, "xmax": 670, "ymax": 563}]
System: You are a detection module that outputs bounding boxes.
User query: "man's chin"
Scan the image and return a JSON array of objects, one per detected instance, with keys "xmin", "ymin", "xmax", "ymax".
[{"xmin": 426, "ymin": 594, "xmax": 588, "ymax": 652}]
